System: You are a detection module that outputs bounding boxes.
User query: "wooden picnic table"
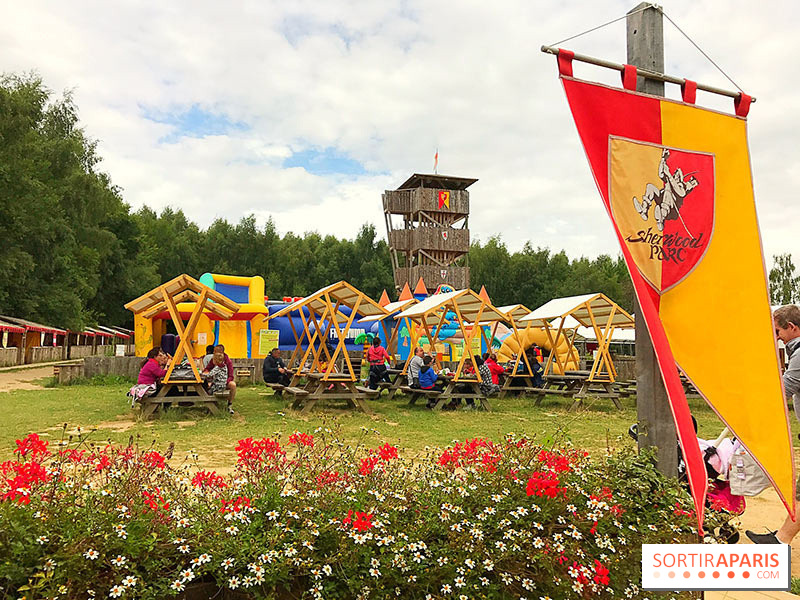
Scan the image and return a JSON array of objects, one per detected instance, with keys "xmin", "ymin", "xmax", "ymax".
[
  {"xmin": 282, "ymin": 372, "xmax": 378, "ymax": 414},
  {"xmin": 402, "ymin": 374, "xmax": 492, "ymax": 411},
  {"xmin": 376, "ymin": 367, "xmax": 407, "ymax": 400},
  {"xmin": 498, "ymin": 372, "xmax": 538, "ymax": 398},
  {"xmin": 138, "ymin": 379, "xmax": 228, "ymax": 419}
]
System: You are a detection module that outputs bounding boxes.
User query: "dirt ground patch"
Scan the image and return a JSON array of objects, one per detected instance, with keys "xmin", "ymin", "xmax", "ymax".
[{"xmin": 0, "ymin": 366, "xmax": 54, "ymax": 392}]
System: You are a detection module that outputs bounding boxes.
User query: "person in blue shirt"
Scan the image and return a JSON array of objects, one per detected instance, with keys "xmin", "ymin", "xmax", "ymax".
[{"xmin": 418, "ymin": 355, "xmax": 442, "ymax": 392}]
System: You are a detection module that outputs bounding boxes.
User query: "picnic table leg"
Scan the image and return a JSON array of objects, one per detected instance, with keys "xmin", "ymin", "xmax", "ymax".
[{"xmin": 140, "ymin": 400, "xmax": 158, "ymax": 419}]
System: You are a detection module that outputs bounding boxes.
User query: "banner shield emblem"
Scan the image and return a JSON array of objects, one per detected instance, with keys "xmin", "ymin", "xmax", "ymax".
[
  {"xmin": 441, "ymin": 230, "xmax": 448, "ymax": 241},
  {"xmin": 440, "ymin": 269, "xmax": 447, "ymax": 279},
  {"xmin": 438, "ymin": 191, "xmax": 450, "ymax": 209},
  {"xmin": 609, "ymin": 138, "xmax": 714, "ymax": 293}
]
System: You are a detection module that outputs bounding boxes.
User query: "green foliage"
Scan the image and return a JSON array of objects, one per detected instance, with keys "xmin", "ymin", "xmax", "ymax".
[
  {"xmin": 470, "ymin": 237, "xmax": 635, "ymax": 312},
  {"xmin": 769, "ymin": 253, "xmax": 799, "ymax": 305}
]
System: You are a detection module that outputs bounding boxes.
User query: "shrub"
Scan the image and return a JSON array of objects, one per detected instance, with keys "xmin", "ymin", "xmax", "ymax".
[{"xmin": 0, "ymin": 430, "xmax": 724, "ymax": 599}]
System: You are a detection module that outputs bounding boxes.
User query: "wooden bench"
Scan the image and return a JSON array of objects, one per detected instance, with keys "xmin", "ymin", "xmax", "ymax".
[
  {"xmin": 399, "ymin": 386, "xmax": 446, "ymax": 408},
  {"xmin": 283, "ymin": 386, "xmax": 310, "ymax": 397},
  {"xmin": 264, "ymin": 382, "xmax": 286, "ymax": 395},
  {"xmin": 355, "ymin": 386, "xmax": 380, "ymax": 397}
]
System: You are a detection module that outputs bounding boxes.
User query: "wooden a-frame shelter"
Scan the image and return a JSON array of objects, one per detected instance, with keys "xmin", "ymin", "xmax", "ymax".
[
  {"xmin": 357, "ymin": 297, "xmax": 418, "ymax": 359},
  {"xmin": 495, "ymin": 304, "xmax": 536, "ymax": 375},
  {"xmin": 124, "ymin": 274, "xmax": 240, "ymax": 384},
  {"xmin": 264, "ymin": 281, "xmax": 388, "ymax": 382},
  {"xmin": 395, "ymin": 289, "xmax": 508, "ymax": 381},
  {"xmin": 519, "ymin": 293, "xmax": 634, "ymax": 382}
]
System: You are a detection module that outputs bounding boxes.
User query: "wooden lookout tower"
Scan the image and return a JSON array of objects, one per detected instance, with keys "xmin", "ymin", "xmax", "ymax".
[{"xmin": 383, "ymin": 173, "xmax": 475, "ymax": 294}]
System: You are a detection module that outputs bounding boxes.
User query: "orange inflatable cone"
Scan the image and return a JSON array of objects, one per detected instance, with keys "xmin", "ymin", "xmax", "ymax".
[
  {"xmin": 378, "ymin": 289, "xmax": 390, "ymax": 306},
  {"xmin": 413, "ymin": 278, "xmax": 428, "ymax": 298},
  {"xmin": 478, "ymin": 285, "xmax": 491, "ymax": 303},
  {"xmin": 398, "ymin": 282, "xmax": 413, "ymax": 301}
]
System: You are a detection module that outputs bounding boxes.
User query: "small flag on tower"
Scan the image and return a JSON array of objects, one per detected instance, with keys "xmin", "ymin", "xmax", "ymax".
[{"xmin": 434, "ymin": 148, "xmax": 438, "ymax": 174}]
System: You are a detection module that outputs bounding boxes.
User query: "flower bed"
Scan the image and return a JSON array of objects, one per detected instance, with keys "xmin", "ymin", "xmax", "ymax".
[{"xmin": 0, "ymin": 430, "xmax": 722, "ymax": 599}]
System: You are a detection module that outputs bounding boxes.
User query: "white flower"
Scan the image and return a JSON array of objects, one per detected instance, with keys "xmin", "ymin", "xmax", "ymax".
[
  {"xmin": 322, "ymin": 565, "xmax": 332, "ymax": 576},
  {"xmin": 111, "ymin": 555, "xmax": 127, "ymax": 568},
  {"xmin": 522, "ymin": 579, "xmax": 534, "ymax": 591},
  {"xmin": 441, "ymin": 584, "xmax": 452, "ymax": 594},
  {"xmin": 454, "ymin": 577, "xmax": 465, "ymax": 588},
  {"xmin": 198, "ymin": 553, "xmax": 211, "ymax": 565},
  {"xmin": 83, "ymin": 549, "xmax": 99, "ymax": 560},
  {"xmin": 178, "ymin": 544, "xmax": 190, "ymax": 554},
  {"xmin": 483, "ymin": 559, "xmax": 494, "ymax": 571},
  {"xmin": 225, "ymin": 526, "xmax": 239, "ymax": 535},
  {"xmin": 121, "ymin": 576, "xmax": 137, "ymax": 588},
  {"xmin": 370, "ymin": 568, "xmax": 381, "ymax": 577},
  {"xmin": 108, "ymin": 586, "xmax": 124, "ymax": 598},
  {"xmin": 228, "ymin": 576, "xmax": 240, "ymax": 589},
  {"xmin": 180, "ymin": 569, "xmax": 195, "ymax": 582},
  {"xmin": 170, "ymin": 581, "xmax": 185, "ymax": 591},
  {"xmin": 36, "ymin": 536, "xmax": 48, "ymax": 545},
  {"xmin": 221, "ymin": 557, "xmax": 235, "ymax": 570}
]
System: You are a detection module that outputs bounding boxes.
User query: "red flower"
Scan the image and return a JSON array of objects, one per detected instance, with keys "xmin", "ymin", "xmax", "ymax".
[
  {"xmin": 315, "ymin": 470, "xmax": 340, "ymax": 487},
  {"xmin": 235, "ymin": 437, "xmax": 285, "ymax": 467},
  {"xmin": 377, "ymin": 443, "xmax": 398, "ymax": 461},
  {"xmin": 220, "ymin": 496, "xmax": 251, "ymax": 514},
  {"xmin": 141, "ymin": 487, "xmax": 170, "ymax": 513},
  {"xmin": 288, "ymin": 432, "xmax": 314, "ymax": 447},
  {"xmin": 14, "ymin": 433, "xmax": 50, "ymax": 460},
  {"xmin": 1, "ymin": 461, "xmax": 50, "ymax": 504},
  {"xmin": 142, "ymin": 451, "xmax": 166, "ymax": 469},
  {"xmin": 593, "ymin": 560, "xmax": 610, "ymax": 586},
  {"xmin": 343, "ymin": 510, "xmax": 374, "ymax": 531},
  {"xmin": 525, "ymin": 471, "xmax": 566, "ymax": 499},
  {"xmin": 192, "ymin": 470, "xmax": 227, "ymax": 489},
  {"xmin": 359, "ymin": 456, "xmax": 380, "ymax": 476}
]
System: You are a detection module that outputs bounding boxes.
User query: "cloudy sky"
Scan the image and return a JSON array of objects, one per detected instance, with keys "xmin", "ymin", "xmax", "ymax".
[{"xmin": 2, "ymin": 1, "xmax": 798, "ymax": 264}]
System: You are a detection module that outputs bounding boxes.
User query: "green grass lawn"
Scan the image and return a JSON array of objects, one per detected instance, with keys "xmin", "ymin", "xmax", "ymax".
[{"xmin": 0, "ymin": 378, "xmax": 744, "ymax": 470}]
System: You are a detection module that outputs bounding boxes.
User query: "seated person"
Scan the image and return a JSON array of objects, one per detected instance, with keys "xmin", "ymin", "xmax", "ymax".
[
  {"xmin": 201, "ymin": 344, "xmax": 215, "ymax": 369},
  {"xmin": 406, "ymin": 347, "xmax": 425, "ymax": 388},
  {"xmin": 262, "ymin": 347, "xmax": 292, "ymax": 389},
  {"xmin": 367, "ymin": 337, "xmax": 392, "ymax": 390},
  {"xmin": 419, "ymin": 356, "xmax": 443, "ymax": 408},
  {"xmin": 483, "ymin": 352, "xmax": 505, "ymax": 386},
  {"xmin": 202, "ymin": 345, "xmax": 236, "ymax": 414},
  {"xmin": 525, "ymin": 346, "xmax": 545, "ymax": 387},
  {"xmin": 477, "ymin": 355, "xmax": 501, "ymax": 396},
  {"xmin": 138, "ymin": 346, "xmax": 169, "ymax": 386},
  {"xmin": 129, "ymin": 347, "xmax": 170, "ymax": 401}
]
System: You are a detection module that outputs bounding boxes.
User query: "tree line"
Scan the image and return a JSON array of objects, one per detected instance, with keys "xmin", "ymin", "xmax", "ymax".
[{"xmin": 12, "ymin": 73, "xmax": 796, "ymax": 331}]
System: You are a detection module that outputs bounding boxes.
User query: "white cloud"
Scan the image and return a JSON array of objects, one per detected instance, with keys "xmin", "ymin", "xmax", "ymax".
[{"xmin": 1, "ymin": 0, "xmax": 798, "ymax": 266}]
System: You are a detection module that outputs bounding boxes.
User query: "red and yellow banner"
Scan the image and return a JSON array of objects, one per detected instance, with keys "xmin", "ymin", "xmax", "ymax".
[{"xmin": 558, "ymin": 56, "xmax": 794, "ymax": 529}]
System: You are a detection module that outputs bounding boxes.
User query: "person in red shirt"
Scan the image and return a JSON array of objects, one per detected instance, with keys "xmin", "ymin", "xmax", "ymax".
[
  {"xmin": 483, "ymin": 352, "xmax": 505, "ymax": 386},
  {"xmin": 202, "ymin": 344, "xmax": 237, "ymax": 413},
  {"xmin": 137, "ymin": 347, "xmax": 170, "ymax": 385},
  {"xmin": 366, "ymin": 337, "xmax": 392, "ymax": 390}
]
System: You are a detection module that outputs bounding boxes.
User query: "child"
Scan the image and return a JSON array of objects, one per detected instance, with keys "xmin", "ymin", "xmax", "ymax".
[{"xmin": 419, "ymin": 355, "xmax": 443, "ymax": 408}]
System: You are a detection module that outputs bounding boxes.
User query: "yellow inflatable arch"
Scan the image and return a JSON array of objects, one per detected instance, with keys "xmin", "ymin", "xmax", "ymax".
[{"xmin": 496, "ymin": 327, "xmax": 579, "ymax": 374}]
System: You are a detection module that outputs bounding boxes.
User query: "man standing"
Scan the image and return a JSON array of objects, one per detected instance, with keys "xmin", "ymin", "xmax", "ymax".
[
  {"xmin": 407, "ymin": 347, "xmax": 425, "ymax": 388},
  {"xmin": 262, "ymin": 347, "xmax": 292, "ymax": 389},
  {"xmin": 746, "ymin": 305, "xmax": 800, "ymax": 544}
]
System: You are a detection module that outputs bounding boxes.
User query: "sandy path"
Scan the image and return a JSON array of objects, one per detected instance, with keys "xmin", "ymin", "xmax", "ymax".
[{"xmin": 0, "ymin": 366, "xmax": 53, "ymax": 392}]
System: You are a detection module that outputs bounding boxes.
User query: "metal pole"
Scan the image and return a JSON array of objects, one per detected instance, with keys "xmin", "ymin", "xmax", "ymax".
[{"xmin": 627, "ymin": 3, "xmax": 679, "ymax": 476}]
